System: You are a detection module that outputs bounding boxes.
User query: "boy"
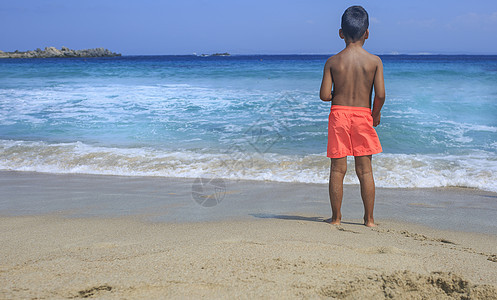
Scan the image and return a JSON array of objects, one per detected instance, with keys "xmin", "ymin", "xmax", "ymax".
[{"xmin": 319, "ymin": 6, "xmax": 385, "ymax": 227}]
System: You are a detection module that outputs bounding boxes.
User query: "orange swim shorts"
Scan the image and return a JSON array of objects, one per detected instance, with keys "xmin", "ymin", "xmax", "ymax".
[{"xmin": 327, "ymin": 105, "xmax": 382, "ymax": 158}]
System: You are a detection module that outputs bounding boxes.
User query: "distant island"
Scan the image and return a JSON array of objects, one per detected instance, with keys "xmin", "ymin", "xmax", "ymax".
[
  {"xmin": 196, "ymin": 52, "xmax": 230, "ymax": 57},
  {"xmin": 0, "ymin": 47, "xmax": 121, "ymax": 59}
]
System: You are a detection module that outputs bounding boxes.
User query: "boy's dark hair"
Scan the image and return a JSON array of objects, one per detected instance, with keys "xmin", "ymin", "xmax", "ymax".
[{"xmin": 341, "ymin": 6, "xmax": 369, "ymax": 41}]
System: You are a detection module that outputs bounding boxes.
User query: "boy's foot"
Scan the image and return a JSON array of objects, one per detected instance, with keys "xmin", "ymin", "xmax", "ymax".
[
  {"xmin": 324, "ymin": 218, "xmax": 341, "ymax": 225},
  {"xmin": 364, "ymin": 218, "xmax": 377, "ymax": 227}
]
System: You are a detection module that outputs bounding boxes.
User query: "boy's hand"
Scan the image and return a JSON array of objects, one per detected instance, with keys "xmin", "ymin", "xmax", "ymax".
[{"xmin": 372, "ymin": 112, "xmax": 381, "ymax": 127}]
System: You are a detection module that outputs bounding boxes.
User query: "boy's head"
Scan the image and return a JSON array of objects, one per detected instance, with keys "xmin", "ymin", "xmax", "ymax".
[{"xmin": 340, "ymin": 6, "xmax": 369, "ymax": 41}]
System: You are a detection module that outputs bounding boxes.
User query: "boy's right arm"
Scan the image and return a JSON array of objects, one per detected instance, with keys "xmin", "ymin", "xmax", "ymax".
[
  {"xmin": 372, "ymin": 57, "xmax": 385, "ymax": 127},
  {"xmin": 320, "ymin": 59, "xmax": 333, "ymax": 101}
]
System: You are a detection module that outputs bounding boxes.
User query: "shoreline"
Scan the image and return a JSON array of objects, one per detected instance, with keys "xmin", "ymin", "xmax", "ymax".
[{"xmin": 1, "ymin": 170, "xmax": 496, "ymax": 234}]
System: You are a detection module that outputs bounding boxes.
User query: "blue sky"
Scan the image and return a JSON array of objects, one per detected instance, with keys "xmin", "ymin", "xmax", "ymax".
[{"xmin": 1, "ymin": 0, "xmax": 497, "ymax": 55}]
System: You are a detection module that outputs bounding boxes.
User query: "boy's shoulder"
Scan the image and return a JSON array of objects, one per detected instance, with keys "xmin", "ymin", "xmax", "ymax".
[
  {"xmin": 366, "ymin": 52, "xmax": 383, "ymax": 64},
  {"xmin": 325, "ymin": 50, "xmax": 382, "ymax": 67}
]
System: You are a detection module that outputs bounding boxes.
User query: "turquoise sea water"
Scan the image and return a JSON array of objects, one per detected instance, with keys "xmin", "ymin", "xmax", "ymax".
[{"xmin": 0, "ymin": 55, "xmax": 496, "ymax": 191}]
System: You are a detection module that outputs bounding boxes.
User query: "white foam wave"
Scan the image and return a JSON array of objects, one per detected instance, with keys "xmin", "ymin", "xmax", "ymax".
[
  {"xmin": 1, "ymin": 139, "xmax": 496, "ymax": 193},
  {"xmin": 389, "ymin": 107, "xmax": 423, "ymax": 116},
  {"xmin": 0, "ymin": 83, "xmax": 264, "ymax": 125},
  {"xmin": 441, "ymin": 121, "xmax": 497, "ymax": 133}
]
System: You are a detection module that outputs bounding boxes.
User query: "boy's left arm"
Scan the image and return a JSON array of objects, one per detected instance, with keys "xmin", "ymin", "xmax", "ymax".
[
  {"xmin": 320, "ymin": 59, "xmax": 333, "ymax": 101},
  {"xmin": 372, "ymin": 57, "xmax": 385, "ymax": 127}
]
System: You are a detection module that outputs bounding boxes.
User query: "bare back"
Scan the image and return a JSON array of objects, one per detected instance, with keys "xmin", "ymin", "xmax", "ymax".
[{"xmin": 321, "ymin": 47, "xmax": 384, "ymax": 108}]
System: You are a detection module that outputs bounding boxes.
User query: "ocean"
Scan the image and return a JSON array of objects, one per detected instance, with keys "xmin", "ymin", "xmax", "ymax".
[{"xmin": 0, "ymin": 55, "xmax": 496, "ymax": 192}]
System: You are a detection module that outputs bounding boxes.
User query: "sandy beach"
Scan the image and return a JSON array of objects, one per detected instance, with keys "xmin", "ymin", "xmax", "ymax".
[
  {"xmin": 1, "ymin": 216, "xmax": 497, "ymax": 299},
  {"xmin": 0, "ymin": 171, "xmax": 497, "ymax": 299}
]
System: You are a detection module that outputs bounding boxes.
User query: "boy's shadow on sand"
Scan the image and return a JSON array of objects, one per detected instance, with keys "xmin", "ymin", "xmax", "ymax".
[{"xmin": 249, "ymin": 213, "xmax": 363, "ymax": 226}]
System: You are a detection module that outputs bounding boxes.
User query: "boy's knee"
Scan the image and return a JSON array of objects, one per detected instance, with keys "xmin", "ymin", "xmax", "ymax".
[
  {"xmin": 355, "ymin": 166, "xmax": 372, "ymax": 177},
  {"xmin": 330, "ymin": 158, "xmax": 347, "ymax": 175},
  {"xmin": 331, "ymin": 165, "xmax": 347, "ymax": 175},
  {"xmin": 354, "ymin": 156, "xmax": 373, "ymax": 177}
]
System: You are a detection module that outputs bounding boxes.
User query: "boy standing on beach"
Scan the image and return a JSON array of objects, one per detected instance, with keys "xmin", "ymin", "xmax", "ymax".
[{"xmin": 320, "ymin": 6, "xmax": 385, "ymax": 227}]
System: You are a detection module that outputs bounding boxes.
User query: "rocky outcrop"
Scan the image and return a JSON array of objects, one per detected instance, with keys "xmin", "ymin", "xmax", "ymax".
[{"xmin": 0, "ymin": 47, "xmax": 121, "ymax": 58}]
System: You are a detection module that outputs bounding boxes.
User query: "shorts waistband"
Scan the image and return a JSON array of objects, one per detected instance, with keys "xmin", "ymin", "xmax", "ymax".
[{"xmin": 331, "ymin": 105, "xmax": 371, "ymax": 113}]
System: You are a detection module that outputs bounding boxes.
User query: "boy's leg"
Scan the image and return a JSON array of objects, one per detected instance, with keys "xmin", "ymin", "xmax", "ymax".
[
  {"xmin": 354, "ymin": 155, "xmax": 376, "ymax": 227},
  {"xmin": 328, "ymin": 157, "xmax": 347, "ymax": 225}
]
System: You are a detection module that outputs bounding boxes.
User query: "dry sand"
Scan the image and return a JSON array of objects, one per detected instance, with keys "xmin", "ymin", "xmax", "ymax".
[{"xmin": 1, "ymin": 215, "xmax": 496, "ymax": 299}]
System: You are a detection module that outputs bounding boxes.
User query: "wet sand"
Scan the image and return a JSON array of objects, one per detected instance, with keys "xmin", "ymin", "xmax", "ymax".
[
  {"xmin": 1, "ymin": 171, "xmax": 497, "ymax": 298},
  {"xmin": 1, "ymin": 171, "xmax": 496, "ymax": 234}
]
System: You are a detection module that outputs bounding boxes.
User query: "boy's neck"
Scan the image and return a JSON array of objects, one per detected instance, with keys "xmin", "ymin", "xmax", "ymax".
[{"xmin": 344, "ymin": 38, "xmax": 365, "ymax": 49}]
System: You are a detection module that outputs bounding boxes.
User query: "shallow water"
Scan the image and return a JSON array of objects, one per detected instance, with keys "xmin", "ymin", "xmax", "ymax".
[{"xmin": 0, "ymin": 55, "xmax": 496, "ymax": 191}]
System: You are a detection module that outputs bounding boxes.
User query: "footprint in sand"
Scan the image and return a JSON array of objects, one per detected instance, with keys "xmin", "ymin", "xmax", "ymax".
[
  {"xmin": 76, "ymin": 285, "xmax": 112, "ymax": 298},
  {"xmin": 357, "ymin": 246, "xmax": 405, "ymax": 255}
]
